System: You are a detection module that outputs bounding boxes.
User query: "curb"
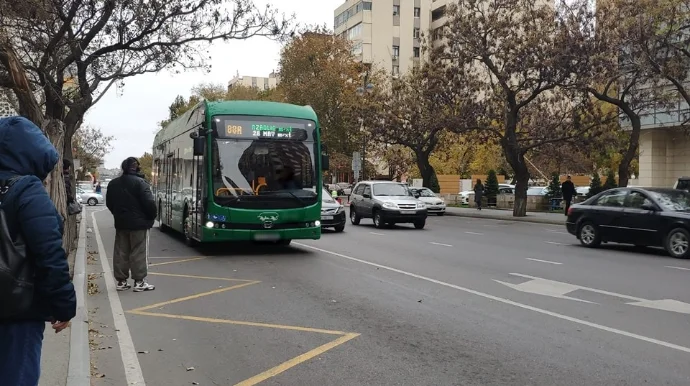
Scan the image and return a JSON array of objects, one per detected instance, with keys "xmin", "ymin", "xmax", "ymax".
[
  {"xmin": 444, "ymin": 211, "xmax": 565, "ymax": 226},
  {"xmin": 66, "ymin": 216, "xmax": 90, "ymax": 386}
]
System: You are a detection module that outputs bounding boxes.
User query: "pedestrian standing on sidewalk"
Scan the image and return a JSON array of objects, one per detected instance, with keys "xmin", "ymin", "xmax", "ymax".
[
  {"xmin": 106, "ymin": 157, "xmax": 157, "ymax": 292},
  {"xmin": 474, "ymin": 179, "xmax": 484, "ymax": 210},
  {"xmin": 561, "ymin": 175, "xmax": 576, "ymax": 216},
  {"xmin": 0, "ymin": 116, "xmax": 77, "ymax": 386}
]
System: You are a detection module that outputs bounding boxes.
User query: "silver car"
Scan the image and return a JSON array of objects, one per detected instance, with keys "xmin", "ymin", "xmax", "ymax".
[
  {"xmin": 349, "ymin": 181, "xmax": 428, "ymax": 229},
  {"xmin": 410, "ymin": 187, "xmax": 446, "ymax": 216},
  {"xmin": 77, "ymin": 187, "xmax": 104, "ymax": 206}
]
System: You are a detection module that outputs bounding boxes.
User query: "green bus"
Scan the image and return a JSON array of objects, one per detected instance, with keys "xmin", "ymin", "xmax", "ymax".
[{"xmin": 152, "ymin": 100, "xmax": 329, "ymax": 245}]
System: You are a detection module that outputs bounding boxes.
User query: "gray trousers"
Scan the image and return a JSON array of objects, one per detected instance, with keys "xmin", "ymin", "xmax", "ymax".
[{"xmin": 113, "ymin": 229, "xmax": 149, "ymax": 282}]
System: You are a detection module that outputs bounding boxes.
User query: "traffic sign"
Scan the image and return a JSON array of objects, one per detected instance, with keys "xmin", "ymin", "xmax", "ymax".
[{"xmin": 352, "ymin": 152, "xmax": 361, "ymax": 170}]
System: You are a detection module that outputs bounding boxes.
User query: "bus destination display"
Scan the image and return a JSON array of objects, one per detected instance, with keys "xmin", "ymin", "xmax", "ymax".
[{"xmin": 221, "ymin": 120, "xmax": 307, "ymax": 140}]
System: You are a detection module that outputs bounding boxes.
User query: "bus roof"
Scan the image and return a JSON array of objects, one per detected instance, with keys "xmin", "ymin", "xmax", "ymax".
[{"xmin": 153, "ymin": 100, "xmax": 318, "ymax": 145}]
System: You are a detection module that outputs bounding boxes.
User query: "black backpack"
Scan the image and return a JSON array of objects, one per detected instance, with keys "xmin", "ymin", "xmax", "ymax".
[{"xmin": 0, "ymin": 176, "xmax": 34, "ymax": 318}]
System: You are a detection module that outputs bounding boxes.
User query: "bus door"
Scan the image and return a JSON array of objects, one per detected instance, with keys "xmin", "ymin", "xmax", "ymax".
[
  {"xmin": 165, "ymin": 152, "xmax": 174, "ymax": 225},
  {"xmin": 190, "ymin": 150, "xmax": 204, "ymax": 239}
]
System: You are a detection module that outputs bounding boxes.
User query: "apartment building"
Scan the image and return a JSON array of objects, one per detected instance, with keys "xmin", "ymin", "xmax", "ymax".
[
  {"xmin": 227, "ymin": 71, "xmax": 279, "ymax": 92},
  {"xmin": 334, "ymin": 0, "xmax": 432, "ymax": 77}
]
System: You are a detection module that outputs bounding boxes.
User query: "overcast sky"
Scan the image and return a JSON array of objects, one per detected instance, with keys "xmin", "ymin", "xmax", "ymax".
[{"xmin": 86, "ymin": 0, "xmax": 341, "ymax": 169}]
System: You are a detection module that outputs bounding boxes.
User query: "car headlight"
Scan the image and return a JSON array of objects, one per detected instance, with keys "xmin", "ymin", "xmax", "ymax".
[
  {"xmin": 336, "ymin": 205, "xmax": 344, "ymax": 214},
  {"xmin": 416, "ymin": 202, "xmax": 426, "ymax": 209},
  {"xmin": 382, "ymin": 202, "xmax": 398, "ymax": 209}
]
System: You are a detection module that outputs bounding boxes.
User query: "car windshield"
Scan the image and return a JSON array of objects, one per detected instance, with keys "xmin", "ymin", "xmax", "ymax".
[
  {"xmin": 321, "ymin": 188, "xmax": 336, "ymax": 203},
  {"xmin": 415, "ymin": 188, "xmax": 436, "ymax": 197},
  {"xmin": 211, "ymin": 117, "xmax": 318, "ymax": 209},
  {"xmin": 373, "ymin": 183, "xmax": 410, "ymax": 197},
  {"xmin": 527, "ymin": 187, "xmax": 545, "ymax": 195},
  {"xmin": 648, "ymin": 190, "xmax": 690, "ymax": 211}
]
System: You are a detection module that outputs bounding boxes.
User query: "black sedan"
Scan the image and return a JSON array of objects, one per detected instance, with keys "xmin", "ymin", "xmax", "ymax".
[{"xmin": 566, "ymin": 187, "xmax": 690, "ymax": 258}]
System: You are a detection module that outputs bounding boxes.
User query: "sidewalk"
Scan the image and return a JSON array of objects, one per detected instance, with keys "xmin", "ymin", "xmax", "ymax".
[
  {"xmin": 444, "ymin": 206, "xmax": 566, "ymax": 225},
  {"xmin": 40, "ymin": 215, "xmax": 90, "ymax": 386}
]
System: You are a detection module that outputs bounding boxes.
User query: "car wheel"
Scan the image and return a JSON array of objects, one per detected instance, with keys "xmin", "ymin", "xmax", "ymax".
[
  {"xmin": 578, "ymin": 222, "xmax": 601, "ymax": 247},
  {"xmin": 373, "ymin": 210, "xmax": 384, "ymax": 229},
  {"xmin": 414, "ymin": 220, "xmax": 426, "ymax": 229},
  {"xmin": 665, "ymin": 228, "xmax": 690, "ymax": 259},
  {"xmin": 87, "ymin": 198, "xmax": 97, "ymax": 206},
  {"xmin": 350, "ymin": 207, "xmax": 361, "ymax": 225},
  {"xmin": 334, "ymin": 225, "xmax": 345, "ymax": 233}
]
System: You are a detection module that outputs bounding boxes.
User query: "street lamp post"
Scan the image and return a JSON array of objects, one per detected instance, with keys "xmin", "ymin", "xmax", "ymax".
[{"xmin": 356, "ymin": 72, "xmax": 374, "ymax": 181}]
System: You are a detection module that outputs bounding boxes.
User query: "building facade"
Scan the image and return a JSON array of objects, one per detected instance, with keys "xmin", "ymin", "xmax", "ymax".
[
  {"xmin": 227, "ymin": 71, "xmax": 279, "ymax": 91},
  {"xmin": 334, "ymin": 0, "xmax": 432, "ymax": 78}
]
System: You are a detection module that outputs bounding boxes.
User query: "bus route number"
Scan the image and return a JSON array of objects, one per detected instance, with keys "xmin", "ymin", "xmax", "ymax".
[{"xmin": 226, "ymin": 125, "xmax": 243, "ymax": 135}]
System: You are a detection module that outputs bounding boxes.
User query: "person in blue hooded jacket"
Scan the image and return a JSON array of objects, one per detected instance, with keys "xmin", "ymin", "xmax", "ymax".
[{"xmin": 0, "ymin": 116, "xmax": 77, "ymax": 386}]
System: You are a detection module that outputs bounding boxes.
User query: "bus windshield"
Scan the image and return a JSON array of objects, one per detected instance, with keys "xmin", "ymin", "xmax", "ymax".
[{"xmin": 211, "ymin": 117, "xmax": 318, "ymax": 209}]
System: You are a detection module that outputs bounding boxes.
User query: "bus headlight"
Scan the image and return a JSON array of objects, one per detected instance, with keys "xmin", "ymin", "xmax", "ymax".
[
  {"xmin": 315, "ymin": 220, "xmax": 321, "ymax": 227},
  {"xmin": 205, "ymin": 221, "xmax": 214, "ymax": 228}
]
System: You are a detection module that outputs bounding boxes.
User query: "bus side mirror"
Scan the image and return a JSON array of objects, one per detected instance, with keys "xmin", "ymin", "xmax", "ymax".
[
  {"xmin": 321, "ymin": 145, "xmax": 329, "ymax": 171},
  {"xmin": 193, "ymin": 137, "xmax": 204, "ymax": 156}
]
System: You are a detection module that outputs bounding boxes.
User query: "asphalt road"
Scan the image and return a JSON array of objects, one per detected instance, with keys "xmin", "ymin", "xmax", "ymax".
[{"xmin": 86, "ymin": 207, "xmax": 690, "ymax": 386}]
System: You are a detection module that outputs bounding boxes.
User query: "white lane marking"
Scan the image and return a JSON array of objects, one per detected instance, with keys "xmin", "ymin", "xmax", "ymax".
[
  {"xmin": 545, "ymin": 241, "xmax": 567, "ymax": 245},
  {"xmin": 494, "ymin": 278, "xmax": 596, "ymax": 304},
  {"xmin": 91, "ymin": 211, "xmax": 147, "ymax": 385},
  {"xmin": 526, "ymin": 258, "xmax": 562, "ymax": 265},
  {"xmin": 430, "ymin": 242, "xmax": 453, "ymax": 247},
  {"xmin": 369, "ymin": 232, "xmax": 385, "ymax": 236},
  {"xmin": 294, "ymin": 242, "xmax": 690, "ymax": 354},
  {"xmin": 510, "ymin": 273, "xmax": 644, "ymax": 302},
  {"xmin": 465, "ymin": 231, "xmax": 484, "ymax": 235},
  {"xmin": 666, "ymin": 266, "xmax": 690, "ymax": 271},
  {"xmin": 545, "ymin": 229, "xmax": 569, "ymax": 235}
]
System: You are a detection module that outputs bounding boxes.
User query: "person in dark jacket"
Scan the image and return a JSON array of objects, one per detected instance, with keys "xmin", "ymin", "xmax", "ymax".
[
  {"xmin": 474, "ymin": 179, "xmax": 484, "ymax": 210},
  {"xmin": 0, "ymin": 116, "xmax": 77, "ymax": 386},
  {"xmin": 106, "ymin": 157, "xmax": 157, "ymax": 292},
  {"xmin": 561, "ymin": 175, "xmax": 577, "ymax": 216}
]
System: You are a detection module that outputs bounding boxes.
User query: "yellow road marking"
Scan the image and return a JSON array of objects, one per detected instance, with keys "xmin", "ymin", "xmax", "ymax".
[
  {"xmin": 128, "ymin": 281, "xmax": 260, "ymax": 313},
  {"xmin": 128, "ymin": 311, "xmax": 349, "ymax": 335},
  {"xmin": 148, "ymin": 272, "xmax": 255, "ymax": 282},
  {"xmin": 149, "ymin": 257, "xmax": 207, "ymax": 266},
  {"xmin": 234, "ymin": 332, "xmax": 360, "ymax": 386}
]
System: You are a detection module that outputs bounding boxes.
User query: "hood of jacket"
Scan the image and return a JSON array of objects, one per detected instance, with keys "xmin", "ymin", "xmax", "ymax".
[{"xmin": 0, "ymin": 117, "xmax": 58, "ymax": 181}]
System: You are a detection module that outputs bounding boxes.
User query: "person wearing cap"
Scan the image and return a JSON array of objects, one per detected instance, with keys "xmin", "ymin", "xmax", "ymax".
[{"xmin": 105, "ymin": 157, "xmax": 157, "ymax": 292}]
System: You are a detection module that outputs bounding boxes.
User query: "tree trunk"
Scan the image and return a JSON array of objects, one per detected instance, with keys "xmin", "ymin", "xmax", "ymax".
[
  {"xmin": 617, "ymin": 113, "xmax": 640, "ymax": 188},
  {"xmin": 44, "ymin": 119, "xmax": 78, "ymax": 254},
  {"xmin": 501, "ymin": 135, "xmax": 530, "ymax": 217},
  {"xmin": 416, "ymin": 152, "xmax": 437, "ymax": 189}
]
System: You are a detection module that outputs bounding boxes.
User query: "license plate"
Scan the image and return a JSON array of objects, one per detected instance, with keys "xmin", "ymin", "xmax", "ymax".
[
  {"xmin": 400, "ymin": 210, "xmax": 416, "ymax": 215},
  {"xmin": 321, "ymin": 215, "xmax": 334, "ymax": 220},
  {"xmin": 254, "ymin": 233, "xmax": 280, "ymax": 241}
]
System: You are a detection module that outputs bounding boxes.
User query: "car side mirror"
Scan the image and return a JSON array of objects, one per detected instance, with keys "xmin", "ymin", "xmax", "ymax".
[
  {"xmin": 362, "ymin": 193, "xmax": 371, "ymax": 199},
  {"xmin": 413, "ymin": 192, "xmax": 420, "ymax": 198},
  {"xmin": 193, "ymin": 136, "xmax": 204, "ymax": 156},
  {"xmin": 641, "ymin": 203, "xmax": 656, "ymax": 211}
]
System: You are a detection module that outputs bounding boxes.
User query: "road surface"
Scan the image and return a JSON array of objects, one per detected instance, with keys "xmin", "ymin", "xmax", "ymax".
[{"xmin": 86, "ymin": 207, "xmax": 690, "ymax": 386}]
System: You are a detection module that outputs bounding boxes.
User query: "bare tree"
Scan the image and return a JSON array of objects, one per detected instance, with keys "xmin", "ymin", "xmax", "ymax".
[
  {"xmin": 0, "ymin": 0, "xmax": 292, "ymax": 249},
  {"xmin": 440, "ymin": 0, "xmax": 608, "ymax": 216}
]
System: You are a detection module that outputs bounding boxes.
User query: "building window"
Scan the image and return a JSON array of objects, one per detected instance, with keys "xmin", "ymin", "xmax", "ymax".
[
  {"xmin": 432, "ymin": 6, "xmax": 445, "ymax": 21},
  {"xmin": 264, "ymin": 78, "xmax": 269, "ymax": 89},
  {"xmin": 413, "ymin": 28, "xmax": 420, "ymax": 39},
  {"xmin": 393, "ymin": 45, "xmax": 400, "ymax": 58},
  {"xmin": 413, "ymin": 47, "xmax": 420, "ymax": 58},
  {"xmin": 347, "ymin": 23, "xmax": 362, "ymax": 40},
  {"xmin": 392, "ymin": 65, "xmax": 400, "ymax": 76},
  {"xmin": 363, "ymin": 1, "xmax": 372, "ymax": 11},
  {"xmin": 393, "ymin": 5, "xmax": 400, "ymax": 16},
  {"xmin": 251, "ymin": 77, "xmax": 257, "ymax": 88},
  {"xmin": 352, "ymin": 41, "xmax": 363, "ymax": 55},
  {"xmin": 414, "ymin": 7, "xmax": 421, "ymax": 17}
]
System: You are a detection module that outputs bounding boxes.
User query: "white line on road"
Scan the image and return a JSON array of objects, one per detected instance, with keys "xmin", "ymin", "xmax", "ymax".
[
  {"xmin": 369, "ymin": 232, "xmax": 385, "ymax": 236},
  {"xmin": 544, "ymin": 241, "xmax": 568, "ymax": 245},
  {"xmin": 465, "ymin": 231, "xmax": 484, "ymax": 235},
  {"xmin": 91, "ymin": 212, "xmax": 147, "ymax": 385},
  {"xmin": 294, "ymin": 242, "xmax": 690, "ymax": 354},
  {"xmin": 526, "ymin": 258, "xmax": 562, "ymax": 265},
  {"xmin": 509, "ymin": 273, "xmax": 644, "ymax": 302},
  {"xmin": 666, "ymin": 266, "xmax": 690, "ymax": 271},
  {"xmin": 430, "ymin": 242, "xmax": 453, "ymax": 247}
]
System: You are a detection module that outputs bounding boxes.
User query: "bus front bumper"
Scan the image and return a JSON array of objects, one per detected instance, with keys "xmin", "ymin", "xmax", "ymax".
[{"xmin": 200, "ymin": 225, "xmax": 321, "ymax": 242}]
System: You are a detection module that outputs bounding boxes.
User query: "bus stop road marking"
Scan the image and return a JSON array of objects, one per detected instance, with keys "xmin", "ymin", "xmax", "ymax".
[
  {"xmin": 125, "ymin": 271, "xmax": 360, "ymax": 385},
  {"xmin": 148, "ymin": 256, "xmax": 207, "ymax": 267}
]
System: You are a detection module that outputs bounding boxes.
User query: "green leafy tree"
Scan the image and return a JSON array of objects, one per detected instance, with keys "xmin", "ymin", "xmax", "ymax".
[
  {"xmin": 138, "ymin": 152, "xmax": 153, "ymax": 181},
  {"xmin": 587, "ymin": 173, "xmax": 603, "ymax": 198},
  {"xmin": 485, "ymin": 170, "xmax": 500, "ymax": 205},
  {"xmin": 429, "ymin": 174, "xmax": 441, "ymax": 194},
  {"xmin": 546, "ymin": 173, "xmax": 562, "ymax": 200},
  {"xmin": 73, "ymin": 125, "xmax": 113, "ymax": 180},
  {"xmin": 603, "ymin": 170, "xmax": 618, "ymax": 190}
]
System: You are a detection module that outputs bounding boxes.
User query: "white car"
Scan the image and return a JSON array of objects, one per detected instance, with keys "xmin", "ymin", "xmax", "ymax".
[
  {"xmin": 410, "ymin": 187, "xmax": 446, "ymax": 215},
  {"xmin": 77, "ymin": 188, "xmax": 104, "ymax": 206},
  {"xmin": 459, "ymin": 184, "xmax": 515, "ymax": 204}
]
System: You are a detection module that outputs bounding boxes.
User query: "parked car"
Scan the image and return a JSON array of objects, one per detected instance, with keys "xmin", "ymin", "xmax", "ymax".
[
  {"xmin": 459, "ymin": 184, "xmax": 515, "ymax": 205},
  {"xmin": 77, "ymin": 187, "xmax": 104, "ymax": 206},
  {"xmin": 674, "ymin": 176, "xmax": 690, "ymax": 192},
  {"xmin": 336, "ymin": 182, "xmax": 352, "ymax": 196},
  {"xmin": 566, "ymin": 187, "xmax": 690, "ymax": 258},
  {"xmin": 349, "ymin": 180, "xmax": 427, "ymax": 229},
  {"xmin": 409, "ymin": 187, "xmax": 446, "ymax": 215},
  {"xmin": 318, "ymin": 187, "xmax": 346, "ymax": 232}
]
